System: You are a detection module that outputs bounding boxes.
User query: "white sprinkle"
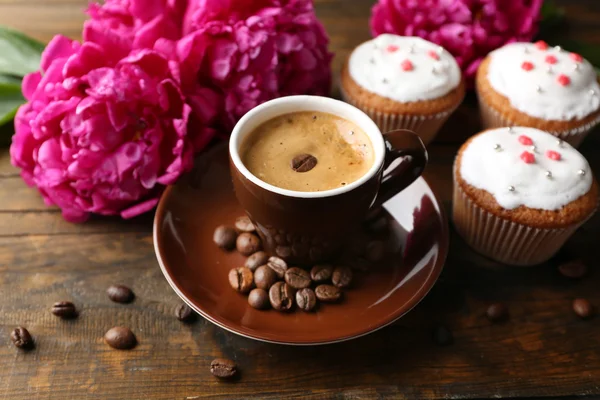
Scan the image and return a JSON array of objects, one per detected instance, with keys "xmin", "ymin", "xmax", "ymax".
[
  {"xmin": 508, "ymin": 186, "xmax": 515, "ymax": 192},
  {"xmin": 531, "ymin": 145, "xmax": 537, "ymax": 153},
  {"xmin": 370, "ymin": 58, "xmax": 375, "ymax": 64},
  {"xmin": 573, "ymin": 63, "xmax": 580, "ymax": 71},
  {"xmin": 523, "ymin": 47, "xmax": 530, "ymax": 54},
  {"xmin": 431, "ymin": 65, "xmax": 437, "ymax": 74},
  {"xmin": 557, "ymin": 139, "xmax": 564, "ymax": 147},
  {"xmin": 437, "ymin": 46, "xmax": 444, "ymax": 54},
  {"xmin": 554, "ymin": 45, "xmax": 562, "ymax": 52},
  {"xmin": 546, "ymin": 65, "xmax": 553, "ymax": 74},
  {"xmin": 382, "ymin": 78, "xmax": 388, "ymax": 84},
  {"xmin": 508, "ymin": 126, "xmax": 514, "ymax": 133},
  {"xmin": 590, "ymin": 89, "xmax": 597, "ymax": 96},
  {"xmin": 536, "ymin": 85, "xmax": 542, "ymax": 93},
  {"xmin": 578, "ymin": 169, "xmax": 586, "ymax": 176},
  {"xmin": 493, "ymin": 143, "xmax": 502, "ymax": 151},
  {"xmin": 546, "ymin": 170, "xmax": 552, "ymax": 178},
  {"xmin": 409, "ymin": 44, "xmax": 415, "ymax": 54}
]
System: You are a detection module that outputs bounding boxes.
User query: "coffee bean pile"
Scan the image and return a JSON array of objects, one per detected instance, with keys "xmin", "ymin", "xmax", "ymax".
[{"xmin": 214, "ymin": 214, "xmax": 392, "ymax": 313}]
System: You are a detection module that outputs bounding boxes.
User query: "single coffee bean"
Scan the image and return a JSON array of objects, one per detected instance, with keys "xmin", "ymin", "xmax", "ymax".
[
  {"xmin": 235, "ymin": 216, "xmax": 256, "ymax": 233},
  {"xmin": 107, "ymin": 285, "xmax": 135, "ymax": 304},
  {"xmin": 267, "ymin": 256, "xmax": 288, "ymax": 279},
  {"xmin": 245, "ymin": 251, "xmax": 269, "ymax": 272},
  {"xmin": 486, "ymin": 302, "xmax": 509, "ymax": 322},
  {"xmin": 365, "ymin": 240, "xmax": 385, "ymax": 262},
  {"xmin": 248, "ymin": 288, "xmax": 270, "ymax": 309},
  {"xmin": 296, "ymin": 288, "xmax": 317, "ymax": 312},
  {"xmin": 573, "ymin": 298, "xmax": 594, "ymax": 319},
  {"xmin": 175, "ymin": 303, "xmax": 197, "ymax": 322},
  {"xmin": 284, "ymin": 267, "xmax": 311, "ymax": 289},
  {"xmin": 254, "ymin": 265, "xmax": 277, "ymax": 290},
  {"xmin": 310, "ymin": 264, "xmax": 333, "ymax": 283},
  {"xmin": 433, "ymin": 325, "xmax": 453, "ymax": 346},
  {"xmin": 228, "ymin": 267, "xmax": 254, "ymax": 293},
  {"xmin": 11, "ymin": 327, "xmax": 33, "ymax": 350},
  {"xmin": 269, "ymin": 282, "xmax": 295, "ymax": 311},
  {"xmin": 210, "ymin": 358, "xmax": 238, "ymax": 379},
  {"xmin": 213, "ymin": 225, "xmax": 237, "ymax": 250},
  {"xmin": 332, "ymin": 266, "xmax": 353, "ymax": 288},
  {"xmin": 51, "ymin": 301, "xmax": 77, "ymax": 319},
  {"xmin": 236, "ymin": 233, "xmax": 262, "ymax": 256},
  {"xmin": 104, "ymin": 327, "xmax": 137, "ymax": 350},
  {"xmin": 315, "ymin": 285, "xmax": 341, "ymax": 302},
  {"xmin": 558, "ymin": 260, "xmax": 587, "ymax": 279},
  {"xmin": 291, "ymin": 153, "xmax": 317, "ymax": 172}
]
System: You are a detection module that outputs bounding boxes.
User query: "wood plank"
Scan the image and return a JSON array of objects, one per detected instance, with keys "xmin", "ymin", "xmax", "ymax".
[{"xmin": 0, "ymin": 231, "xmax": 600, "ymax": 399}]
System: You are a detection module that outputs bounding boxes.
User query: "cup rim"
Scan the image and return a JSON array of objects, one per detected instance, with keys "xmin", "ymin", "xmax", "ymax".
[{"xmin": 229, "ymin": 95, "xmax": 385, "ymax": 198}]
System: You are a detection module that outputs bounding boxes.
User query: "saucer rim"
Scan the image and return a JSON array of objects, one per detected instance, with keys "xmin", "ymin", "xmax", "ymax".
[{"xmin": 153, "ymin": 165, "xmax": 449, "ymax": 346}]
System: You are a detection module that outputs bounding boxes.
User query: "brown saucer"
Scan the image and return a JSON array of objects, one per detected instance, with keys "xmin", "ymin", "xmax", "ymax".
[{"xmin": 153, "ymin": 143, "xmax": 448, "ymax": 345}]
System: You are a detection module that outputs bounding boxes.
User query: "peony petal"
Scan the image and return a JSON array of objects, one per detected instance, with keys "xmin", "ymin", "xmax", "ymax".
[
  {"xmin": 21, "ymin": 72, "xmax": 42, "ymax": 101},
  {"xmin": 41, "ymin": 35, "xmax": 80, "ymax": 73},
  {"xmin": 120, "ymin": 197, "xmax": 159, "ymax": 219}
]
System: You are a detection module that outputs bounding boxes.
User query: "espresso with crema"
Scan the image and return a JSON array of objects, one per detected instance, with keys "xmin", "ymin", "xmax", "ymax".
[{"xmin": 241, "ymin": 111, "xmax": 375, "ymax": 192}]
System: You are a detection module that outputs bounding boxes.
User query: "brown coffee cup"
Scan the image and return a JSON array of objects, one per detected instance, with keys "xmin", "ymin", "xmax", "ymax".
[{"xmin": 230, "ymin": 96, "xmax": 427, "ymax": 265}]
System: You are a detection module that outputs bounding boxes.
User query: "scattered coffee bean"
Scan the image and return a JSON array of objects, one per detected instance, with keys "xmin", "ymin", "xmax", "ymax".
[
  {"xmin": 573, "ymin": 298, "xmax": 594, "ymax": 319},
  {"xmin": 248, "ymin": 288, "xmax": 270, "ymax": 310},
  {"xmin": 310, "ymin": 264, "xmax": 333, "ymax": 283},
  {"xmin": 269, "ymin": 282, "xmax": 295, "ymax": 311},
  {"xmin": 236, "ymin": 233, "xmax": 262, "ymax": 256},
  {"xmin": 433, "ymin": 325, "xmax": 453, "ymax": 346},
  {"xmin": 365, "ymin": 240, "xmax": 385, "ymax": 262},
  {"xmin": 315, "ymin": 285, "xmax": 341, "ymax": 302},
  {"xmin": 332, "ymin": 266, "xmax": 353, "ymax": 288},
  {"xmin": 211, "ymin": 358, "xmax": 238, "ymax": 379},
  {"xmin": 228, "ymin": 267, "xmax": 254, "ymax": 293},
  {"xmin": 104, "ymin": 327, "xmax": 137, "ymax": 350},
  {"xmin": 284, "ymin": 267, "xmax": 311, "ymax": 289},
  {"xmin": 51, "ymin": 301, "xmax": 77, "ymax": 319},
  {"xmin": 276, "ymin": 245, "xmax": 292, "ymax": 258},
  {"xmin": 254, "ymin": 265, "xmax": 277, "ymax": 290},
  {"xmin": 296, "ymin": 288, "xmax": 317, "ymax": 312},
  {"xmin": 235, "ymin": 216, "xmax": 256, "ymax": 233},
  {"xmin": 213, "ymin": 225, "xmax": 237, "ymax": 250},
  {"xmin": 245, "ymin": 251, "xmax": 269, "ymax": 271},
  {"xmin": 107, "ymin": 285, "xmax": 135, "ymax": 304},
  {"xmin": 366, "ymin": 216, "xmax": 388, "ymax": 233},
  {"xmin": 486, "ymin": 302, "xmax": 508, "ymax": 322},
  {"xmin": 267, "ymin": 256, "xmax": 288, "ymax": 279},
  {"xmin": 558, "ymin": 260, "xmax": 587, "ymax": 279},
  {"xmin": 291, "ymin": 153, "xmax": 318, "ymax": 172},
  {"xmin": 11, "ymin": 327, "xmax": 33, "ymax": 350},
  {"xmin": 175, "ymin": 303, "xmax": 197, "ymax": 323}
]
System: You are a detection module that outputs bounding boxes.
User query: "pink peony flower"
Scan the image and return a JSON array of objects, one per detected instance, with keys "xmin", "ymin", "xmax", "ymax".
[
  {"xmin": 370, "ymin": 0, "xmax": 543, "ymax": 85},
  {"xmin": 177, "ymin": 0, "xmax": 333, "ymax": 129},
  {"xmin": 10, "ymin": 35, "xmax": 215, "ymax": 222}
]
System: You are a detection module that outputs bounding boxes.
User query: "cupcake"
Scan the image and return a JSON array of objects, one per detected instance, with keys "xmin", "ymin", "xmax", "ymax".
[
  {"xmin": 476, "ymin": 41, "xmax": 600, "ymax": 147},
  {"xmin": 453, "ymin": 126, "xmax": 598, "ymax": 266},
  {"xmin": 341, "ymin": 34, "xmax": 465, "ymax": 145}
]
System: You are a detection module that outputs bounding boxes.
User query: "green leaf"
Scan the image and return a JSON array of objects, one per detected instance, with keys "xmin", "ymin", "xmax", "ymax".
[
  {"xmin": 0, "ymin": 24, "xmax": 44, "ymax": 77},
  {"xmin": 0, "ymin": 76, "xmax": 24, "ymax": 127}
]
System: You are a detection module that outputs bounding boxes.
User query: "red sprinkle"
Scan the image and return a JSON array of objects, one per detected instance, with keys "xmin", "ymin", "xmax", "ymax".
[
  {"xmin": 386, "ymin": 45, "xmax": 399, "ymax": 53},
  {"xmin": 545, "ymin": 55, "xmax": 558, "ymax": 64},
  {"xmin": 521, "ymin": 61, "xmax": 534, "ymax": 71},
  {"xmin": 557, "ymin": 74, "xmax": 571, "ymax": 86},
  {"xmin": 518, "ymin": 135, "xmax": 533, "ymax": 145},
  {"xmin": 546, "ymin": 150, "xmax": 562, "ymax": 161},
  {"xmin": 520, "ymin": 151, "xmax": 535, "ymax": 164},
  {"xmin": 427, "ymin": 50, "xmax": 440, "ymax": 60},
  {"xmin": 570, "ymin": 52, "xmax": 583, "ymax": 62},
  {"xmin": 534, "ymin": 40, "xmax": 548, "ymax": 50},
  {"xmin": 401, "ymin": 59, "xmax": 414, "ymax": 71}
]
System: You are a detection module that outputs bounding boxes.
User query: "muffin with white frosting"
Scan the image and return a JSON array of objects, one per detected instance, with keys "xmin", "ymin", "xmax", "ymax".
[
  {"xmin": 476, "ymin": 41, "xmax": 600, "ymax": 147},
  {"xmin": 453, "ymin": 126, "xmax": 598, "ymax": 266},
  {"xmin": 341, "ymin": 34, "xmax": 465, "ymax": 145}
]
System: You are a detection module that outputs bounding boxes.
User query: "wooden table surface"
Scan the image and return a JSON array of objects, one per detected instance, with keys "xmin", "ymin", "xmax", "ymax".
[{"xmin": 1, "ymin": 1, "xmax": 600, "ymax": 399}]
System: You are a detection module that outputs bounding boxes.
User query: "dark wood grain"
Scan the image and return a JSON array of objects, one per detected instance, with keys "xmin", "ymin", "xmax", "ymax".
[{"xmin": 1, "ymin": 0, "xmax": 600, "ymax": 399}]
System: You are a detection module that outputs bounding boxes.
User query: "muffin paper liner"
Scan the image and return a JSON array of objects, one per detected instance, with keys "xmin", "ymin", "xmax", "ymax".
[
  {"xmin": 452, "ymin": 164, "xmax": 596, "ymax": 267},
  {"xmin": 477, "ymin": 95, "xmax": 600, "ymax": 148},
  {"xmin": 341, "ymin": 90, "xmax": 457, "ymax": 145}
]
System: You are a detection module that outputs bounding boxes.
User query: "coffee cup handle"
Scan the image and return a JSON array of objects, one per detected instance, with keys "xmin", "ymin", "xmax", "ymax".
[{"xmin": 373, "ymin": 129, "xmax": 428, "ymax": 207}]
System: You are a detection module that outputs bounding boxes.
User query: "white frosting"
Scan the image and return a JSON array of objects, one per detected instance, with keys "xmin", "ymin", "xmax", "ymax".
[
  {"xmin": 348, "ymin": 34, "xmax": 461, "ymax": 102},
  {"xmin": 487, "ymin": 42, "xmax": 600, "ymax": 121},
  {"xmin": 460, "ymin": 127, "xmax": 592, "ymax": 210}
]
